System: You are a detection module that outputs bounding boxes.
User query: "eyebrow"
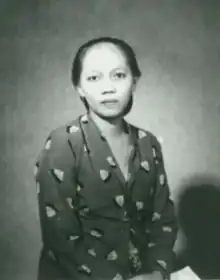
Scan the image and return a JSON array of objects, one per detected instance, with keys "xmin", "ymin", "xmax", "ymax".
[{"xmin": 84, "ymin": 67, "xmax": 129, "ymax": 74}]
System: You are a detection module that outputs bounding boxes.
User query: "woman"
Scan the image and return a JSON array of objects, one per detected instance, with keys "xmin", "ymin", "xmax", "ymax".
[{"xmin": 35, "ymin": 37, "xmax": 177, "ymax": 280}]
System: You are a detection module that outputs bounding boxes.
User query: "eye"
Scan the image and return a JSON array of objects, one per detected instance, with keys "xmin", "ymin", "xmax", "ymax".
[
  {"xmin": 114, "ymin": 72, "xmax": 126, "ymax": 79},
  {"xmin": 87, "ymin": 75, "xmax": 99, "ymax": 82}
]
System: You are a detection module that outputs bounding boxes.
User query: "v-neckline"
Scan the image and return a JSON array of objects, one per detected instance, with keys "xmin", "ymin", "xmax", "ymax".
[
  {"xmin": 105, "ymin": 131, "xmax": 134, "ymax": 182},
  {"xmin": 78, "ymin": 114, "xmax": 139, "ymax": 185}
]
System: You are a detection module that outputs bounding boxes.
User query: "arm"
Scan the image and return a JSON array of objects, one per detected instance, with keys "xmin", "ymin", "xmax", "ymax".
[
  {"xmin": 35, "ymin": 128, "xmax": 87, "ymax": 278},
  {"xmin": 145, "ymin": 136, "xmax": 178, "ymax": 279}
]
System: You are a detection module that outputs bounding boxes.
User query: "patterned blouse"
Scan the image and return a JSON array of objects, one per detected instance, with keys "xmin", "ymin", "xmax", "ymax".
[{"xmin": 34, "ymin": 113, "xmax": 177, "ymax": 280}]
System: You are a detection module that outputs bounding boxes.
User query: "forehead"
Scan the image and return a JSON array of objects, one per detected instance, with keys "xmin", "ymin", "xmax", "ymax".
[{"xmin": 81, "ymin": 43, "xmax": 128, "ymax": 72}]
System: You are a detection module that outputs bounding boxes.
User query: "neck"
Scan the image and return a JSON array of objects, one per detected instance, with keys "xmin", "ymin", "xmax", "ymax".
[{"xmin": 89, "ymin": 111, "xmax": 127, "ymax": 138}]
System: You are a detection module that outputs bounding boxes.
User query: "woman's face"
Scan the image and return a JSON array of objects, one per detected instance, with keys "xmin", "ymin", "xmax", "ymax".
[{"xmin": 77, "ymin": 43, "xmax": 137, "ymax": 119}]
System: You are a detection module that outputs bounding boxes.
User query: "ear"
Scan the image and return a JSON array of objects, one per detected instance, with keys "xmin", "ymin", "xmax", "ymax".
[
  {"xmin": 76, "ymin": 86, "xmax": 85, "ymax": 97},
  {"xmin": 132, "ymin": 77, "xmax": 138, "ymax": 92}
]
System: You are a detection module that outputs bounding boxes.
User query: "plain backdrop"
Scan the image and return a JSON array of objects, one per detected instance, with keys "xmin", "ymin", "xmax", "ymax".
[{"xmin": 0, "ymin": 0, "xmax": 220, "ymax": 279}]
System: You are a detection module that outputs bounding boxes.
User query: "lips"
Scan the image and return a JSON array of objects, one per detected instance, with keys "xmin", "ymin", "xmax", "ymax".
[{"xmin": 101, "ymin": 99, "xmax": 118, "ymax": 104}]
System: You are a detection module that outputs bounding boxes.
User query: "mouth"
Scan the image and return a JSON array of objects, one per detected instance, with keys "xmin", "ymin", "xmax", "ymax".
[
  {"xmin": 101, "ymin": 99, "xmax": 118, "ymax": 104},
  {"xmin": 101, "ymin": 99, "xmax": 119, "ymax": 109}
]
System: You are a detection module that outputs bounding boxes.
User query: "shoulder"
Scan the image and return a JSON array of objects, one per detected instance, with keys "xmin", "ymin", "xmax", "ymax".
[
  {"xmin": 37, "ymin": 117, "xmax": 81, "ymax": 162},
  {"xmin": 46, "ymin": 116, "xmax": 85, "ymax": 151},
  {"xmin": 35, "ymin": 117, "xmax": 83, "ymax": 179},
  {"xmin": 131, "ymin": 124, "xmax": 161, "ymax": 148},
  {"xmin": 49, "ymin": 117, "xmax": 80, "ymax": 141}
]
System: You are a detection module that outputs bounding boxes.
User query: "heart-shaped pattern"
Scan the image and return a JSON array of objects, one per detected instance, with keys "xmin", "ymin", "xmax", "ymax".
[
  {"xmin": 88, "ymin": 248, "xmax": 96, "ymax": 257},
  {"xmin": 107, "ymin": 250, "xmax": 118, "ymax": 261},
  {"xmin": 67, "ymin": 124, "xmax": 79, "ymax": 134},
  {"xmin": 138, "ymin": 130, "xmax": 147, "ymax": 139},
  {"xmin": 83, "ymin": 144, "xmax": 89, "ymax": 153},
  {"xmin": 69, "ymin": 235, "xmax": 80, "ymax": 241},
  {"xmin": 115, "ymin": 195, "xmax": 124, "ymax": 207},
  {"xmin": 106, "ymin": 156, "xmax": 117, "ymax": 167},
  {"xmin": 162, "ymin": 226, "xmax": 172, "ymax": 233},
  {"xmin": 76, "ymin": 184, "xmax": 82, "ymax": 192},
  {"xmin": 140, "ymin": 160, "xmax": 150, "ymax": 172},
  {"xmin": 81, "ymin": 114, "xmax": 88, "ymax": 123},
  {"xmin": 112, "ymin": 273, "xmax": 123, "ymax": 280},
  {"xmin": 52, "ymin": 168, "xmax": 64, "ymax": 182},
  {"xmin": 100, "ymin": 169, "xmax": 110, "ymax": 182},
  {"xmin": 157, "ymin": 260, "xmax": 167, "ymax": 270},
  {"xmin": 152, "ymin": 212, "xmax": 161, "ymax": 222},
  {"xmin": 152, "ymin": 147, "xmax": 157, "ymax": 158},
  {"xmin": 45, "ymin": 139, "xmax": 51, "ymax": 150},
  {"xmin": 128, "ymin": 241, "xmax": 138, "ymax": 255},
  {"xmin": 46, "ymin": 206, "xmax": 56, "ymax": 218},
  {"xmin": 78, "ymin": 264, "xmax": 92, "ymax": 275},
  {"xmin": 159, "ymin": 174, "xmax": 165, "ymax": 186},
  {"xmin": 66, "ymin": 197, "xmax": 74, "ymax": 209},
  {"xmin": 136, "ymin": 201, "xmax": 144, "ymax": 211},
  {"xmin": 90, "ymin": 229, "xmax": 104, "ymax": 238}
]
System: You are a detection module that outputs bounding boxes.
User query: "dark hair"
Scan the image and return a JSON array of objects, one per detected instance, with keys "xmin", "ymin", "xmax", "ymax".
[{"xmin": 71, "ymin": 36, "xmax": 141, "ymax": 88}]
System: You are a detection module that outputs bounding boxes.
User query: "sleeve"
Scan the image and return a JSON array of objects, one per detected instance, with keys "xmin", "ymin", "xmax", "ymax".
[
  {"xmin": 34, "ymin": 127, "xmax": 87, "ymax": 279},
  {"xmin": 146, "ymin": 136, "xmax": 178, "ymax": 279}
]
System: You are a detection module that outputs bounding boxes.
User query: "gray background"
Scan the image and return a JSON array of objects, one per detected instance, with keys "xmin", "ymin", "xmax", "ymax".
[{"xmin": 0, "ymin": 0, "xmax": 220, "ymax": 279}]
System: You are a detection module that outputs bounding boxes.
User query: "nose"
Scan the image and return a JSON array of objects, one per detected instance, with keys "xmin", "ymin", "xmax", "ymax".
[{"xmin": 101, "ymin": 79, "xmax": 116, "ymax": 95}]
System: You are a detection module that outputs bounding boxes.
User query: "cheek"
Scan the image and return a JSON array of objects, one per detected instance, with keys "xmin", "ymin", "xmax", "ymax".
[
  {"xmin": 82, "ymin": 81, "xmax": 102, "ymax": 96},
  {"xmin": 117, "ymin": 82, "xmax": 133, "ymax": 97},
  {"xmin": 82, "ymin": 87, "xmax": 101, "ymax": 107}
]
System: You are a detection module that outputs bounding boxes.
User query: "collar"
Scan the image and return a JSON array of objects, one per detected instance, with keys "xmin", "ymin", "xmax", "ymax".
[{"xmin": 77, "ymin": 113, "xmax": 140, "ymax": 185}]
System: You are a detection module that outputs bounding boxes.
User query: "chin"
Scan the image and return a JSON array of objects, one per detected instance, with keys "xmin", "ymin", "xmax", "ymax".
[{"xmin": 97, "ymin": 110, "xmax": 125, "ymax": 120}]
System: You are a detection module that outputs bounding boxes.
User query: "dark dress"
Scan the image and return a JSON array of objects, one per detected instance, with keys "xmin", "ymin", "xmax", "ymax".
[{"xmin": 35, "ymin": 113, "xmax": 177, "ymax": 280}]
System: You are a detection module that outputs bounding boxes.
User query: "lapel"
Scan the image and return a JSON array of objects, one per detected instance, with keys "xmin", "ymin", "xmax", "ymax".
[{"xmin": 78, "ymin": 113, "xmax": 141, "ymax": 188}]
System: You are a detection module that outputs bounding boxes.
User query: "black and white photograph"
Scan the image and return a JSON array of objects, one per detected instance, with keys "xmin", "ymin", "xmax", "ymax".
[{"xmin": 0, "ymin": 1, "xmax": 220, "ymax": 280}]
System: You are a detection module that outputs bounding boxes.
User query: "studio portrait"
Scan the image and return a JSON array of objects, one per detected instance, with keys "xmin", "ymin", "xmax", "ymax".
[{"xmin": 0, "ymin": 1, "xmax": 219, "ymax": 280}]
